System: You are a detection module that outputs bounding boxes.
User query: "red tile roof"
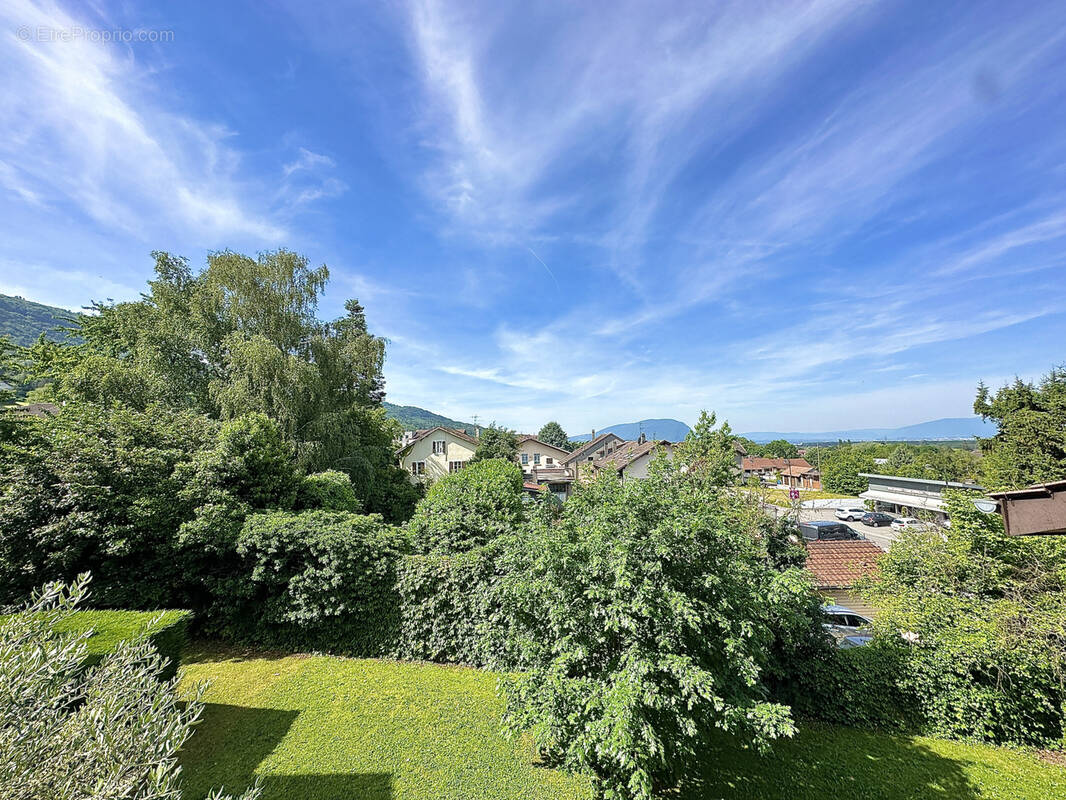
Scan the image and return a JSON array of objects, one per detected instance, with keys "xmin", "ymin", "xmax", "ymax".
[
  {"xmin": 780, "ymin": 465, "xmax": 818, "ymax": 478},
  {"xmin": 743, "ymin": 457, "xmax": 812, "ymax": 471},
  {"xmin": 804, "ymin": 540, "xmax": 883, "ymax": 589}
]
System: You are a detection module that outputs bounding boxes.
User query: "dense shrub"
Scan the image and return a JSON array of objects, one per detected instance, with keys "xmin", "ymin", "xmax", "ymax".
[
  {"xmin": 407, "ymin": 459, "xmax": 525, "ymax": 553},
  {"xmin": 395, "ymin": 544, "xmax": 506, "ymax": 665},
  {"xmin": 175, "ymin": 412, "xmax": 298, "ymax": 511},
  {"xmin": 296, "ymin": 469, "xmax": 362, "ymax": 512},
  {"xmin": 0, "ymin": 577, "xmax": 255, "ymax": 800},
  {"xmin": 0, "ymin": 403, "xmax": 216, "ymax": 608},
  {"xmin": 887, "ymin": 594, "xmax": 1064, "ymax": 744},
  {"xmin": 785, "ymin": 640, "xmax": 914, "ymax": 731},
  {"xmin": 225, "ymin": 510, "xmax": 406, "ymax": 655},
  {"xmin": 499, "ymin": 455, "xmax": 822, "ymax": 800}
]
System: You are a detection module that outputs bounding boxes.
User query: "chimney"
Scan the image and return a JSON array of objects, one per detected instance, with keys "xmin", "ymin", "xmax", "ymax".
[
  {"xmin": 591, "ymin": 429, "xmax": 596, "ymax": 439},
  {"xmin": 638, "ymin": 432, "xmax": 647, "ymax": 444}
]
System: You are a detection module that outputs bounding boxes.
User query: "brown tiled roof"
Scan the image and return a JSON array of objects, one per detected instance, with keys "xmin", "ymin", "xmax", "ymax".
[
  {"xmin": 742, "ymin": 457, "xmax": 812, "ymax": 472},
  {"xmin": 9, "ymin": 402, "xmax": 59, "ymax": 417},
  {"xmin": 780, "ymin": 464, "xmax": 818, "ymax": 478},
  {"xmin": 805, "ymin": 540, "xmax": 883, "ymax": 589}
]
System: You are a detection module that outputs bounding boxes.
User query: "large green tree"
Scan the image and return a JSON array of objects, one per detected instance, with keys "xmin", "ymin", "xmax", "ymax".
[
  {"xmin": 819, "ymin": 447, "xmax": 875, "ymax": 495},
  {"xmin": 974, "ymin": 367, "xmax": 1066, "ymax": 489},
  {"xmin": 24, "ymin": 250, "xmax": 414, "ymax": 520},
  {"xmin": 762, "ymin": 438, "xmax": 799, "ymax": 459},
  {"xmin": 498, "ymin": 447, "xmax": 819, "ymax": 799},
  {"xmin": 470, "ymin": 424, "xmax": 518, "ymax": 463},
  {"xmin": 674, "ymin": 410, "xmax": 742, "ymax": 487},
  {"xmin": 536, "ymin": 421, "xmax": 570, "ymax": 450}
]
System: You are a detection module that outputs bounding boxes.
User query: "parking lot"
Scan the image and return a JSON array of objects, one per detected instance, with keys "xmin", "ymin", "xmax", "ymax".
[
  {"xmin": 763, "ymin": 504, "xmax": 898, "ymax": 551},
  {"xmin": 800, "ymin": 507, "xmax": 898, "ymax": 550}
]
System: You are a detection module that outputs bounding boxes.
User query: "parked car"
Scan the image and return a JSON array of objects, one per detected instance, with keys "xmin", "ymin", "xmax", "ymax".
[
  {"xmin": 838, "ymin": 633, "xmax": 875, "ymax": 648},
  {"xmin": 799, "ymin": 520, "xmax": 863, "ymax": 541},
  {"xmin": 861, "ymin": 511, "xmax": 895, "ymax": 527},
  {"xmin": 822, "ymin": 604, "xmax": 874, "ymax": 647},
  {"xmin": 891, "ymin": 516, "xmax": 927, "ymax": 531},
  {"xmin": 835, "ymin": 506, "xmax": 867, "ymax": 521}
]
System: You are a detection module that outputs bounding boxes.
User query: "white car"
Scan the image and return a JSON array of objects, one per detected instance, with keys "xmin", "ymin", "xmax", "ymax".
[
  {"xmin": 835, "ymin": 506, "xmax": 867, "ymax": 521},
  {"xmin": 891, "ymin": 516, "xmax": 926, "ymax": 531},
  {"xmin": 822, "ymin": 604, "xmax": 874, "ymax": 648}
]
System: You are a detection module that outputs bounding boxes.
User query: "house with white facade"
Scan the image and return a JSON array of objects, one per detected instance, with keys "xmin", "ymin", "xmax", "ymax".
[
  {"xmin": 396, "ymin": 426, "xmax": 477, "ymax": 484},
  {"xmin": 515, "ymin": 435, "xmax": 571, "ymax": 474}
]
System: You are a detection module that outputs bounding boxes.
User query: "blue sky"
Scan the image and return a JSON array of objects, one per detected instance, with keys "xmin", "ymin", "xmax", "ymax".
[{"xmin": 2, "ymin": 0, "xmax": 1065, "ymax": 434}]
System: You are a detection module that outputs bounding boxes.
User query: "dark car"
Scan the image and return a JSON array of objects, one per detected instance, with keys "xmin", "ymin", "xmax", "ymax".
[
  {"xmin": 861, "ymin": 511, "xmax": 894, "ymax": 527},
  {"xmin": 799, "ymin": 520, "xmax": 863, "ymax": 541}
]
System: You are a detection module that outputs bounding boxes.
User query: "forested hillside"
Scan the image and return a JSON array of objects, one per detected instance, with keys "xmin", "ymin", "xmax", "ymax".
[
  {"xmin": 0, "ymin": 294, "xmax": 81, "ymax": 345},
  {"xmin": 383, "ymin": 401, "xmax": 477, "ymax": 435}
]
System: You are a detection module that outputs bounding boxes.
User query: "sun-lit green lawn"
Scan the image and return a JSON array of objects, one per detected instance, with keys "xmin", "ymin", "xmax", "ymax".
[
  {"xmin": 179, "ymin": 643, "xmax": 1066, "ymax": 800},
  {"xmin": 178, "ymin": 643, "xmax": 589, "ymax": 800}
]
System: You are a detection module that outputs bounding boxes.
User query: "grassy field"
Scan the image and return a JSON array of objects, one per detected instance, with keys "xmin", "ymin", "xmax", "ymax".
[
  {"xmin": 178, "ymin": 643, "xmax": 1066, "ymax": 800},
  {"xmin": 178, "ymin": 643, "xmax": 588, "ymax": 800}
]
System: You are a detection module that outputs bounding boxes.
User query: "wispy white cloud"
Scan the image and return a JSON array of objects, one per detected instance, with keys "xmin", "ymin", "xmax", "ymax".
[
  {"xmin": 0, "ymin": 0, "xmax": 349, "ymax": 249},
  {"xmin": 405, "ymin": 0, "xmax": 865, "ymax": 248},
  {"xmin": 934, "ymin": 210, "xmax": 1066, "ymax": 277}
]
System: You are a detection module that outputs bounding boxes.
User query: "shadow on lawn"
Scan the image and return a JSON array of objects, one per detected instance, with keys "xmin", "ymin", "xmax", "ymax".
[
  {"xmin": 679, "ymin": 724, "xmax": 979, "ymax": 800},
  {"xmin": 181, "ymin": 703, "xmax": 392, "ymax": 800}
]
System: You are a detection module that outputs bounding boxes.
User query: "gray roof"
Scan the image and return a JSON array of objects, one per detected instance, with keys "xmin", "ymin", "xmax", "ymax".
[
  {"xmin": 396, "ymin": 425, "xmax": 477, "ymax": 456},
  {"xmin": 859, "ymin": 473, "xmax": 983, "ymax": 491},
  {"xmin": 565, "ymin": 432, "xmax": 624, "ymax": 463}
]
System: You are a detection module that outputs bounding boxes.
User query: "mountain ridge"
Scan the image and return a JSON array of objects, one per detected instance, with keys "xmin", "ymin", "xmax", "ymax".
[
  {"xmin": 738, "ymin": 416, "xmax": 996, "ymax": 444},
  {"xmin": 570, "ymin": 418, "xmax": 692, "ymax": 442}
]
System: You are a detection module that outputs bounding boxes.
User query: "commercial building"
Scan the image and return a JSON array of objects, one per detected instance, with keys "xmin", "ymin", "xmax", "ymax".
[{"xmin": 858, "ymin": 473, "xmax": 984, "ymax": 525}]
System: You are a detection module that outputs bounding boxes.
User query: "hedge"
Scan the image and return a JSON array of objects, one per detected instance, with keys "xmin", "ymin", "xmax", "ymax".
[
  {"xmin": 789, "ymin": 633, "xmax": 1064, "ymax": 747},
  {"xmin": 50, "ymin": 609, "xmax": 191, "ymax": 680},
  {"xmin": 396, "ymin": 546, "xmax": 504, "ymax": 665},
  {"xmin": 785, "ymin": 639, "xmax": 914, "ymax": 732},
  {"xmin": 228, "ymin": 510, "xmax": 406, "ymax": 655}
]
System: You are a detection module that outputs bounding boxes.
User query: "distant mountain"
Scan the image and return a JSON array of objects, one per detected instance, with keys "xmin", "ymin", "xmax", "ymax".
[
  {"xmin": 383, "ymin": 402, "xmax": 478, "ymax": 435},
  {"xmin": 739, "ymin": 417, "xmax": 997, "ymax": 444},
  {"xmin": 0, "ymin": 294, "xmax": 81, "ymax": 346},
  {"xmin": 571, "ymin": 418, "xmax": 691, "ymax": 443}
]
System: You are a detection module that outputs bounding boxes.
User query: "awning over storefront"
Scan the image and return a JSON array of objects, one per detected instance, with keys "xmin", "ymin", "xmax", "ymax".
[{"xmin": 859, "ymin": 489, "xmax": 946, "ymax": 512}]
